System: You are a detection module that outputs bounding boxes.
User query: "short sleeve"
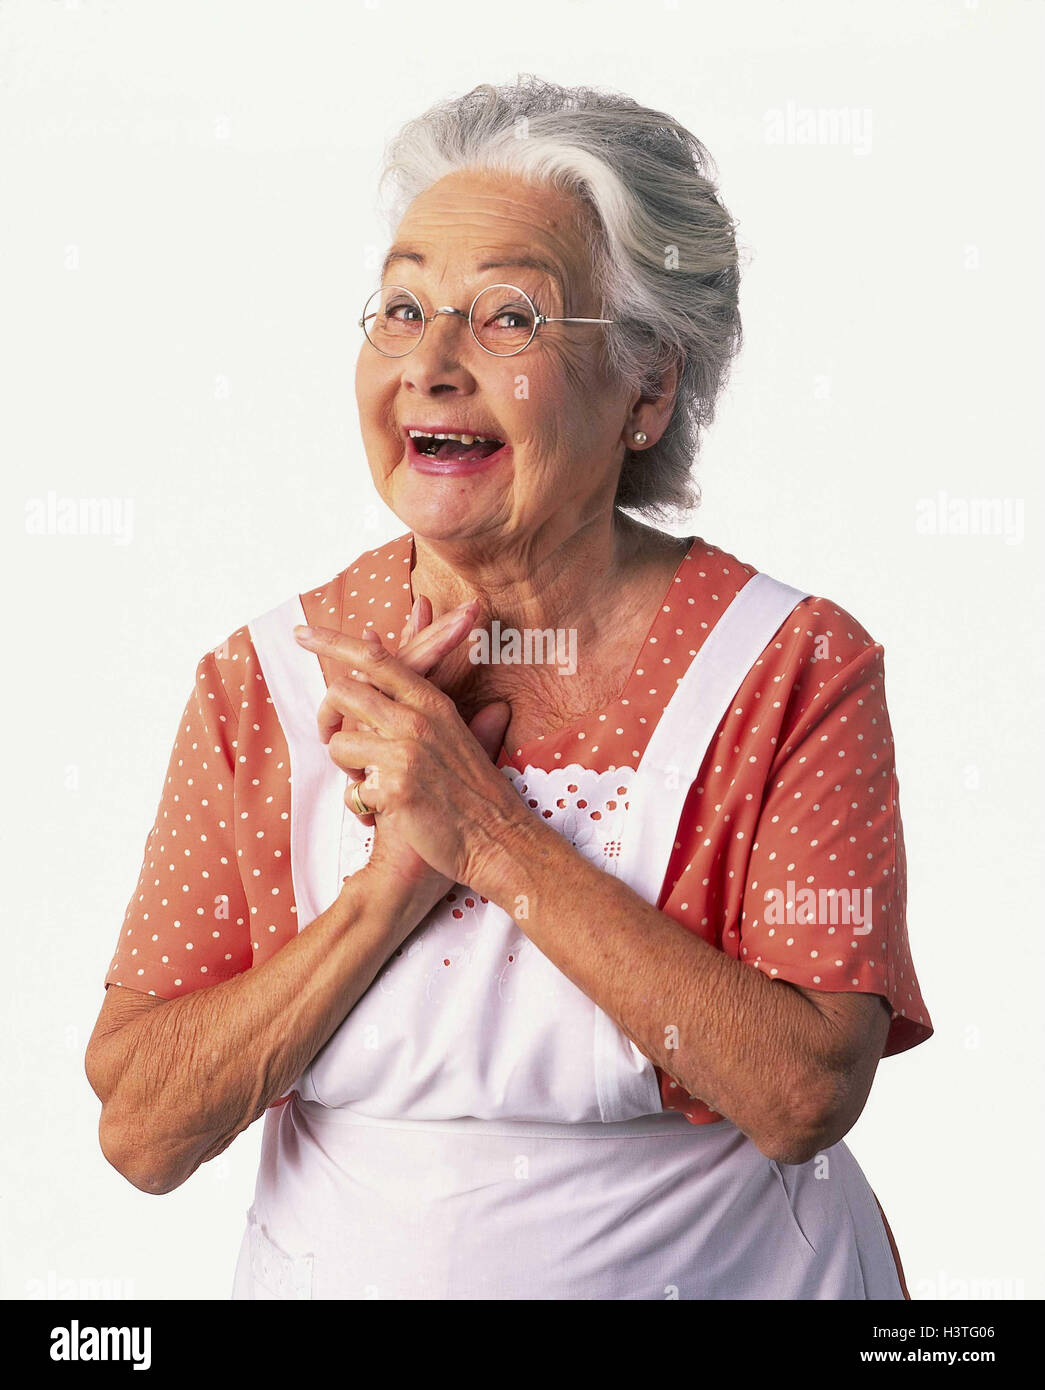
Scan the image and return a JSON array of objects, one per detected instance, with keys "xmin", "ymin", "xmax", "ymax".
[
  {"xmin": 738, "ymin": 642, "xmax": 933, "ymax": 1056},
  {"xmin": 104, "ymin": 649, "xmax": 252, "ymax": 998}
]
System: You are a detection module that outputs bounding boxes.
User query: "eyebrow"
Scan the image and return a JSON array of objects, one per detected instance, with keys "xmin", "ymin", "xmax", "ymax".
[{"xmin": 380, "ymin": 247, "xmax": 564, "ymax": 292}]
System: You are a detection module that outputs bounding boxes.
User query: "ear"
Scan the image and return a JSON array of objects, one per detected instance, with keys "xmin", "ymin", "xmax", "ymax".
[{"xmin": 625, "ymin": 353, "xmax": 681, "ymax": 450}]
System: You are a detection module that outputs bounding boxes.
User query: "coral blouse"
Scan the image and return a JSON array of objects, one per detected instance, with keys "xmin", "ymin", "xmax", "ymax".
[{"xmin": 105, "ymin": 531, "xmax": 933, "ymax": 1124}]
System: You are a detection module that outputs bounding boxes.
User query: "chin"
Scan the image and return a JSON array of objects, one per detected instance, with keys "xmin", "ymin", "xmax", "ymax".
[
  {"xmin": 385, "ymin": 454, "xmax": 511, "ymax": 538},
  {"xmin": 393, "ymin": 497, "xmax": 493, "ymax": 545}
]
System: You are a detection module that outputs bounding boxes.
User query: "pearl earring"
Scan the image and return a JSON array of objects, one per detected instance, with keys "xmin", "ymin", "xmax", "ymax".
[{"xmin": 632, "ymin": 431, "xmax": 648, "ymax": 445}]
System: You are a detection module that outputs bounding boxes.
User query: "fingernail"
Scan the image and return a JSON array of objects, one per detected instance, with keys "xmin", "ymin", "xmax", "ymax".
[
  {"xmin": 294, "ymin": 625, "xmax": 315, "ymax": 640},
  {"xmin": 362, "ymin": 627, "xmax": 381, "ymax": 644}
]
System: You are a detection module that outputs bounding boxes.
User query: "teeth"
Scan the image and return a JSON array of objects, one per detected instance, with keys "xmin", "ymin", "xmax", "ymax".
[{"xmin": 408, "ymin": 430, "xmax": 501, "ymax": 446}]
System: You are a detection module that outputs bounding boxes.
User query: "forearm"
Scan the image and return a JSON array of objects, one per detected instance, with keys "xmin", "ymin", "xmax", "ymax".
[
  {"xmin": 96, "ymin": 868, "xmax": 428, "ymax": 1193},
  {"xmin": 478, "ymin": 821, "xmax": 838, "ymax": 1161}
]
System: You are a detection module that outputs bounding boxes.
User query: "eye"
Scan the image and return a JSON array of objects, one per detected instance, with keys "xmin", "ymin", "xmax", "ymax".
[
  {"xmin": 384, "ymin": 297, "xmax": 423, "ymax": 323},
  {"xmin": 485, "ymin": 300, "xmax": 535, "ymax": 332}
]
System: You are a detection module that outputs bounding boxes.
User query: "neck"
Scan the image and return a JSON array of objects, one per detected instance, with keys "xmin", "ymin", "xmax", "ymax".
[{"xmin": 409, "ymin": 511, "xmax": 653, "ymax": 639}]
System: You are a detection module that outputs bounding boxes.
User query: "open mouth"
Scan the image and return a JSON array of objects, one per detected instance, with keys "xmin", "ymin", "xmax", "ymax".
[{"xmin": 407, "ymin": 430, "xmax": 507, "ymax": 465}]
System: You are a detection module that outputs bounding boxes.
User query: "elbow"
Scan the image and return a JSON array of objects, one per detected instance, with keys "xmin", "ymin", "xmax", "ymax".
[
  {"xmin": 756, "ymin": 1072, "xmax": 847, "ymax": 1167},
  {"xmin": 97, "ymin": 1105, "xmax": 192, "ymax": 1196},
  {"xmin": 87, "ymin": 1047, "xmax": 169, "ymax": 1189},
  {"xmin": 86, "ymin": 1017, "xmax": 199, "ymax": 1193},
  {"xmin": 759, "ymin": 1130, "xmax": 826, "ymax": 1168}
]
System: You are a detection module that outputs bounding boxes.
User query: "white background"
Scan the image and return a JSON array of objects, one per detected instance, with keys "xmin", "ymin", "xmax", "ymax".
[{"xmin": 2, "ymin": 0, "xmax": 1041, "ymax": 1300}]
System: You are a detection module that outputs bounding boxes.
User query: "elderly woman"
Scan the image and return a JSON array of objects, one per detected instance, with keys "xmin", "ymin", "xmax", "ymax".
[{"xmin": 86, "ymin": 76, "xmax": 932, "ymax": 1300}]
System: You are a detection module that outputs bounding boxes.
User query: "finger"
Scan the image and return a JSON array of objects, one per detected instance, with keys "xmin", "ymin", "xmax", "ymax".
[
  {"xmin": 296, "ymin": 610, "xmax": 474, "ymax": 701},
  {"xmin": 317, "ymin": 676, "xmax": 400, "ymax": 746},
  {"xmin": 343, "ymin": 610, "xmax": 420, "ymax": 747},
  {"xmin": 345, "ymin": 786, "xmax": 376, "ymax": 828},
  {"xmin": 400, "ymin": 594, "xmax": 470, "ymax": 654},
  {"xmin": 329, "ymin": 727, "xmax": 387, "ymax": 776},
  {"xmin": 344, "ymin": 771, "xmax": 381, "ymax": 826},
  {"xmin": 294, "ymin": 625, "xmax": 429, "ymax": 702},
  {"xmin": 327, "ymin": 723, "xmax": 388, "ymax": 824},
  {"xmin": 415, "ymin": 593, "xmax": 434, "ymax": 630},
  {"xmin": 467, "ymin": 700, "xmax": 513, "ymax": 762},
  {"xmin": 397, "ymin": 599, "xmax": 480, "ymax": 676},
  {"xmin": 397, "ymin": 596, "xmax": 422, "ymax": 650},
  {"xmin": 331, "ymin": 733, "xmax": 388, "ymax": 822},
  {"xmin": 398, "ymin": 592, "xmax": 435, "ymax": 655}
]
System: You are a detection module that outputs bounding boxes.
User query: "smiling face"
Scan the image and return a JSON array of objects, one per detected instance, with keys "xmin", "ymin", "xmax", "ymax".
[{"xmin": 355, "ymin": 168, "xmax": 639, "ymax": 553}]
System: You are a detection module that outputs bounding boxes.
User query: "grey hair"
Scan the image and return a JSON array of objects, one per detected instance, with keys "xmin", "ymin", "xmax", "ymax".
[{"xmin": 376, "ymin": 74, "xmax": 743, "ymax": 523}]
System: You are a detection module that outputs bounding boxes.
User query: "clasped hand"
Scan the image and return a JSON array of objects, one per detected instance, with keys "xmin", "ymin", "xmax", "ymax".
[{"xmin": 293, "ymin": 599, "xmax": 535, "ymax": 895}]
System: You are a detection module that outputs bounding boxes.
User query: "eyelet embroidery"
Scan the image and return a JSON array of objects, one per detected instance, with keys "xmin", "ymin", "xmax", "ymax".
[
  {"xmin": 305, "ymin": 762, "xmax": 665, "ymax": 1118},
  {"xmin": 338, "ymin": 763, "xmax": 635, "ymax": 892}
]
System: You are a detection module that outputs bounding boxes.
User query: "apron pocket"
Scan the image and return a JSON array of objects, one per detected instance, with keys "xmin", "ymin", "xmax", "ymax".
[
  {"xmin": 768, "ymin": 1159, "xmax": 819, "ymax": 1256},
  {"xmin": 246, "ymin": 1204, "xmax": 314, "ymax": 1300}
]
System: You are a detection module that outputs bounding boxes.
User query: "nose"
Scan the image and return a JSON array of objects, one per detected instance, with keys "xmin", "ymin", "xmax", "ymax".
[{"xmin": 400, "ymin": 307, "xmax": 476, "ymax": 391}]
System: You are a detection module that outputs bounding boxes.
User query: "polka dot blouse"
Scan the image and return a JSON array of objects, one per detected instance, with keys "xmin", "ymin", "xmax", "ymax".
[{"xmin": 105, "ymin": 532, "xmax": 934, "ymax": 1125}]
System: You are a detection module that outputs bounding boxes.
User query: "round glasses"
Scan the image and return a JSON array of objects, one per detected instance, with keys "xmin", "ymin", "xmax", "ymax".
[{"xmin": 359, "ymin": 282, "xmax": 616, "ymax": 358}]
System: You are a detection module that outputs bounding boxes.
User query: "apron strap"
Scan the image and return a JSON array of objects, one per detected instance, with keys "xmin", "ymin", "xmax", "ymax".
[
  {"xmin": 594, "ymin": 570, "xmax": 810, "ymax": 1122},
  {"xmin": 617, "ymin": 571, "xmax": 812, "ymax": 906},
  {"xmin": 248, "ymin": 595, "xmax": 344, "ymax": 931}
]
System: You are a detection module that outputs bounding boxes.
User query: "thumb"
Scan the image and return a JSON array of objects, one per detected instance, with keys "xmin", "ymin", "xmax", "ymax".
[{"xmin": 467, "ymin": 700, "xmax": 512, "ymax": 760}]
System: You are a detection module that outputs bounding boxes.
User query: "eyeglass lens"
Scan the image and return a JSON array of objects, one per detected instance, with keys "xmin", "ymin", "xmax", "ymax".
[{"xmin": 361, "ymin": 284, "xmax": 537, "ymax": 356}]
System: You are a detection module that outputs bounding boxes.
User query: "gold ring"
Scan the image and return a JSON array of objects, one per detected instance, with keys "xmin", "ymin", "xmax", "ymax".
[{"xmin": 348, "ymin": 781, "xmax": 374, "ymax": 816}]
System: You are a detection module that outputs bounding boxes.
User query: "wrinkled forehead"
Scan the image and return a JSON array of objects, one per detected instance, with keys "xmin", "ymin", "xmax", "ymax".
[{"xmin": 386, "ymin": 170, "xmax": 601, "ymax": 308}]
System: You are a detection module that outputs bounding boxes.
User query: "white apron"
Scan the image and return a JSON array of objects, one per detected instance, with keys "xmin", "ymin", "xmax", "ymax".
[{"xmin": 230, "ymin": 568, "xmax": 906, "ymax": 1300}]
